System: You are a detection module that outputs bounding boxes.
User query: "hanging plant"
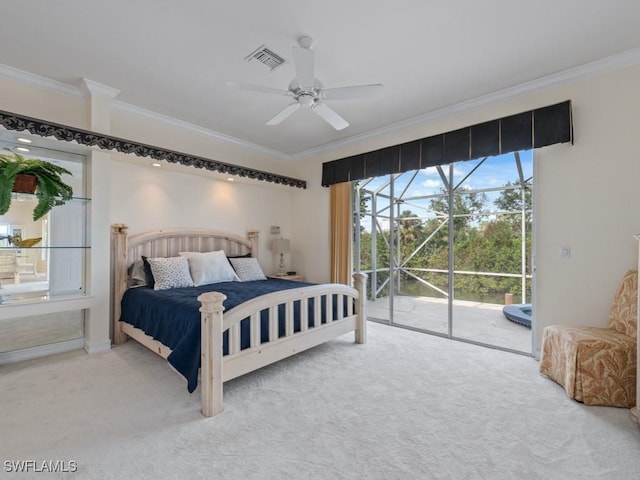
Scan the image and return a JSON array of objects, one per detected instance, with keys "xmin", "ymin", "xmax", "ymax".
[{"xmin": 0, "ymin": 153, "xmax": 73, "ymax": 220}]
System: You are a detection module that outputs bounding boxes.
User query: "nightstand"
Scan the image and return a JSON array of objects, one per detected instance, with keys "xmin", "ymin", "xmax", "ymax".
[{"xmin": 268, "ymin": 274, "xmax": 304, "ymax": 282}]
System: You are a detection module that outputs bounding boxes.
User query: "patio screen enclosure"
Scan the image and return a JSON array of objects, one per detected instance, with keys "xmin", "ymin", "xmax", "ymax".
[{"xmin": 353, "ymin": 151, "xmax": 533, "ymax": 353}]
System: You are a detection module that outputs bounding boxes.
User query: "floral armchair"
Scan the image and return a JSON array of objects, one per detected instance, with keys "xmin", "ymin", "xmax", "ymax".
[{"xmin": 539, "ymin": 270, "xmax": 637, "ymax": 407}]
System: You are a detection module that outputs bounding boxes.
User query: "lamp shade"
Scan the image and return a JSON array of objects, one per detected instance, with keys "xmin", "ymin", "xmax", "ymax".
[{"xmin": 272, "ymin": 238, "xmax": 290, "ymax": 254}]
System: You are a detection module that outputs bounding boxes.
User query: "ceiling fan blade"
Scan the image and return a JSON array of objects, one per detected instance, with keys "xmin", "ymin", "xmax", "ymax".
[
  {"xmin": 292, "ymin": 46, "xmax": 315, "ymax": 89},
  {"xmin": 266, "ymin": 102, "xmax": 301, "ymax": 125},
  {"xmin": 227, "ymin": 81, "xmax": 291, "ymax": 97},
  {"xmin": 311, "ymin": 103, "xmax": 349, "ymax": 131},
  {"xmin": 320, "ymin": 84, "xmax": 384, "ymax": 101}
]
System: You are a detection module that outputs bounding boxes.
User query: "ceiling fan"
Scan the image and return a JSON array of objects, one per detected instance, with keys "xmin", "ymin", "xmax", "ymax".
[{"xmin": 228, "ymin": 36, "xmax": 383, "ymax": 131}]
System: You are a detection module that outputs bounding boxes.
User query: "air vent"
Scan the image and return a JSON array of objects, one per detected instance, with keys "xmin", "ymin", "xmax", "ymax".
[{"xmin": 244, "ymin": 45, "xmax": 286, "ymax": 72}]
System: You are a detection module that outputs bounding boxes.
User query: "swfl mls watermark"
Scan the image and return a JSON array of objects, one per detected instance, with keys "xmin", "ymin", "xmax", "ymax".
[{"xmin": 4, "ymin": 460, "xmax": 78, "ymax": 474}]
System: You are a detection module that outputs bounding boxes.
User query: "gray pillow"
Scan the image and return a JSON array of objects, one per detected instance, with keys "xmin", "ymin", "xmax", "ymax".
[{"xmin": 229, "ymin": 257, "xmax": 267, "ymax": 281}]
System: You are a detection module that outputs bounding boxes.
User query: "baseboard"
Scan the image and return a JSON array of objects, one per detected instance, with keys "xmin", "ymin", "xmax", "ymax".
[
  {"xmin": 0, "ymin": 338, "xmax": 85, "ymax": 365},
  {"xmin": 83, "ymin": 338, "xmax": 112, "ymax": 354}
]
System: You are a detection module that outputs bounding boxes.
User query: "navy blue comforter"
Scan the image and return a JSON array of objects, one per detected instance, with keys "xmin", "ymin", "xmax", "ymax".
[{"xmin": 120, "ymin": 278, "xmax": 318, "ymax": 393}]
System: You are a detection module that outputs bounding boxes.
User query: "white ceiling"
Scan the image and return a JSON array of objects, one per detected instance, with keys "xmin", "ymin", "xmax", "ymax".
[{"xmin": 2, "ymin": 0, "xmax": 640, "ymax": 159}]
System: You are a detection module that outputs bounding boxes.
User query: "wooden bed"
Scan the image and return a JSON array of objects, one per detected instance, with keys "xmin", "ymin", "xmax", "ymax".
[{"xmin": 111, "ymin": 224, "xmax": 367, "ymax": 417}]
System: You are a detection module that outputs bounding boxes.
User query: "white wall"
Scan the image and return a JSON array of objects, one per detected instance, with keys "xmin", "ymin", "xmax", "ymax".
[
  {"xmin": 532, "ymin": 66, "xmax": 640, "ymax": 354},
  {"xmin": 290, "ymin": 163, "xmax": 331, "ymax": 283},
  {"xmin": 109, "ymin": 159, "xmax": 297, "ymax": 276},
  {"xmin": 293, "ymin": 64, "xmax": 640, "ymax": 356}
]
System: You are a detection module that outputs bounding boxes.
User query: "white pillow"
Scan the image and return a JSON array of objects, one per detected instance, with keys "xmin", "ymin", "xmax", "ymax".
[
  {"xmin": 229, "ymin": 257, "xmax": 267, "ymax": 281},
  {"xmin": 179, "ymin": 250, "xmax": 240, "ymax": 286},
  {"xmin": 146, "ymin": 256, "xmax": 194, "ymax": 290}
]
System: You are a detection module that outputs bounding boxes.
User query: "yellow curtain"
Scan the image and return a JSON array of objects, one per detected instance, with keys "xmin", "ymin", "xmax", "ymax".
[{"xmin": 330, "ymin": 182, "xmax": 352, "ymax": 284}]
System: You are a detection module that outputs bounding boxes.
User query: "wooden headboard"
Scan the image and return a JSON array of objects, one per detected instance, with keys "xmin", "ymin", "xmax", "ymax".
[{"xmin": 110, "ymin": 224, "xmax": 259, "ymax": 343}]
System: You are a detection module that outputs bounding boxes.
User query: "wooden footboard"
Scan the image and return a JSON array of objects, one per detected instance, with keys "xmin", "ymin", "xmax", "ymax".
[{"xmin": 198, "ymin": 273, "xmax": 367, "ymax": 417}]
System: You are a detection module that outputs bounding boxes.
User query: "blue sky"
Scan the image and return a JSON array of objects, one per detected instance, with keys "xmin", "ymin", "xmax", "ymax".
[{"xmin": 358, "ymin": 150, "xmax": 533, "ymax": 231}]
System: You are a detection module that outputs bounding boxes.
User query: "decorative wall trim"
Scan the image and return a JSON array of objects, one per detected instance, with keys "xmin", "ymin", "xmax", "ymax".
[{"xmin": 0, "ymin": 109, "xmax": 307, "ymax": 189}]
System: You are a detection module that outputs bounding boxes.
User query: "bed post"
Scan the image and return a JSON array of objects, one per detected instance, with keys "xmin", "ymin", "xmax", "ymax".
[
  {"xmin": 111, "ymin": 224, "xmax": 129, "ymax": 345},
  {"xmin": 353, "ymin": 272, "xmax": 367, "ymax": 344},
  {"xmin": 198, "ymin": 291, "xmax": 226, "ymax": 417},
  {"xmin": 247, "ymin": 230, "xmax": 259, "ymax": 258}
]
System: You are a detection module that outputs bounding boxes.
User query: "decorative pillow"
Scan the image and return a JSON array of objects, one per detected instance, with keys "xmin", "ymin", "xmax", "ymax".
[
  {"xmin": 229, "ymin": 257, "xmax": 267, "ymax": 281},
  {"xmin": 227, "ymin": 252, "xmax": 252, "ymax": 260},
  {"xmin": 146, "ymin": 256, "xmax": 194, "ymax": 290},
  {"xmin": 179, "ymin": 250, "xmax": 240, "ymax": 286},
  {"xmin": 129, "ymin": 260, "xmax": 147, "ymax": 285},
  {"xmin": 141, "ymin": 256, "xmax": 155, "ymax": 289}
]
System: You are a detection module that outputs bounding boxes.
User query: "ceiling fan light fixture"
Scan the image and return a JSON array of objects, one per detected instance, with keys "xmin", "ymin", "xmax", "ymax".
[
  {"xmin": 298, "ymin": 93, "xmax": 315, "ymax": 108},
  {"xmin": 231, "ymin": 36, "xmax": 383, "ymax": 131}
]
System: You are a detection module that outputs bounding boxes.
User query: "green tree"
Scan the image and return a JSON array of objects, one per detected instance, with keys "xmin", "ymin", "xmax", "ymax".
[
  {"xmin": 356, "ymin": 178, "xmax": 532, "ymax": 303},
  {"xmin": 493, "ymin": 181, "xmax": 532, "ymax": 233},
  {"xmin": 354, "ymin": 181, "xmax": 371, "ymax": 233}
]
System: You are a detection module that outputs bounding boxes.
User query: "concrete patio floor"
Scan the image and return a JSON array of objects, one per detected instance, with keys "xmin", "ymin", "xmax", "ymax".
[{"xmin": 367, "ymin": 295, "xmax": 532, "ymax": 353}]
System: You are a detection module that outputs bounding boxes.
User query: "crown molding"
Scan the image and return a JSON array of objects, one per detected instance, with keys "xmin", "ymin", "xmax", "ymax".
[
  {"xmin": 111, "ymin": 100, "xmax": 292, "ymax": 160},
  {"xmin": 80, "ymin": 78, "xmax": 120, "ymax": 99},
  {"xmin": 0, "ymin": 64, "xmax": 291, "ymax": 160},
  {"xmin": 295, "ymin": 46, "xmax": 640, "ymax": 159},
  {"xmin": 0, "ymin": 63, "xmax": 82, "ymax": 97}
]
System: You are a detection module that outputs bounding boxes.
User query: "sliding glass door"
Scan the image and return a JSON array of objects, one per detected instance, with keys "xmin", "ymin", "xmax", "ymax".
[
  {"xmin": 450, "ymin": 152, "xmax": 532, "ymax": 352},
  {"xmin": 354, "ymin": 151, "xmax": 533, "ymax": 353}
]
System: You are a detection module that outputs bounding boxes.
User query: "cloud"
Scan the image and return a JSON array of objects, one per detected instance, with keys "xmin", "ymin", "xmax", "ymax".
[{"xmin": 421, "ymin": 179, "xmax": 442, "ymax": 188}]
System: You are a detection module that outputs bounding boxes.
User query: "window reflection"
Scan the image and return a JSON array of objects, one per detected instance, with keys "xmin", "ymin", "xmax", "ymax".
[{"xmin": 0, "ymin": 150, "xmax": 87, "ymax": 305}]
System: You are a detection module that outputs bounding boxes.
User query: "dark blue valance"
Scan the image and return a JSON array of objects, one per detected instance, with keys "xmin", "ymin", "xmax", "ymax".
[{"xmin": 322, "ymin": 100, "xmax": 572, "ymax": 186}]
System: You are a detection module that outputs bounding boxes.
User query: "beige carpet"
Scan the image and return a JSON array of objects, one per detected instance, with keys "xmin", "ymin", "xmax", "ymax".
[{"xmin": 1, "ymin": 322, "xmax": 639, "ymax": 479}]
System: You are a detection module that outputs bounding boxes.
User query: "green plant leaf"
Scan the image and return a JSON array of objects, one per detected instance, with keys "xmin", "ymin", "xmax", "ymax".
[{"xmin": 0, "ymin": 153, "xmax": 74, "ymax": 220}]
